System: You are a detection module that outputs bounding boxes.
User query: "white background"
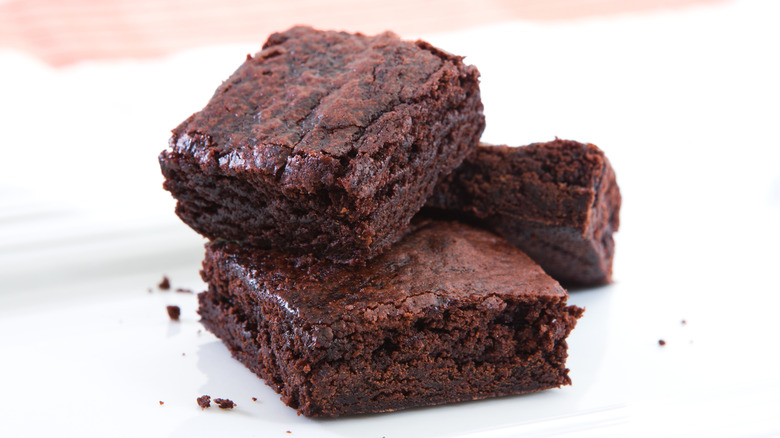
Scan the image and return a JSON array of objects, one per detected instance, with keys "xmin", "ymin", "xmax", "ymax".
[{"xmin": 1, "ymin": 0, "xmax": 779, "ymax": 436}]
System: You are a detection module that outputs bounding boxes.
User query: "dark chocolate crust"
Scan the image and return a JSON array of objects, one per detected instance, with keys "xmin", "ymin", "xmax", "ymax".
[
  {"xmin": 198, "ymin": 220, "xmax": 583, "ymax": 417},
  {"xmin": 425, "ymin": 139, "xmax": 621, "ymax": 286},
  {"xmin": 160, "ymin": 26, "xmax": 485, "ymax": 263}
]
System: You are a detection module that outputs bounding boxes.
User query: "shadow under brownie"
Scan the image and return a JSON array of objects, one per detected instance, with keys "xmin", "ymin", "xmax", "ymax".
[
  {"xmin": 425, "ymin": 139, "xmax": 621, "ymax": 286},
  {"xmin": 160, "ymin": 26, "xmax": 484, "ymax": 264},
  {"xmin": 198, "ymin": 220, "xmax": 583, "ymax": 417}
]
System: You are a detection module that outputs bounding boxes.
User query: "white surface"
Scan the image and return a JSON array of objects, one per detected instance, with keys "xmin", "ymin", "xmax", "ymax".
[{"xmin": 2, "ymin": 0, "xmax": 780, "ymax": 436}]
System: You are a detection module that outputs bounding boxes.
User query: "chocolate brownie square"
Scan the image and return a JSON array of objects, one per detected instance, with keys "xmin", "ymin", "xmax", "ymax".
[
  {"xmin": 159, "ymin": 26, "xmax": 485, "ymax": 263},
  {"xmin": 425, "ymin": 139, "xmax": 621, "ymax": 285},
  {"xmin": 198, "ymin": 220, "xmax": 583, "ymax": 417}
]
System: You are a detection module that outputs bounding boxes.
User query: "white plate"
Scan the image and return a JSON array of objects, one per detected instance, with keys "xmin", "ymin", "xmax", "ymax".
[{"xmin": 2, "ymin": 1, "xmax": 780, "ymax": 436}]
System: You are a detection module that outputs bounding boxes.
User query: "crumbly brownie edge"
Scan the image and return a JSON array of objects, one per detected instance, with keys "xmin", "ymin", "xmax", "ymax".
[
  {"xmin": 198, "ymin": 288, "xmax": 582, "ymax": 417},
  {"xmin": 492, "ymin": 147, "xmax": 621, "ymax": 285}
]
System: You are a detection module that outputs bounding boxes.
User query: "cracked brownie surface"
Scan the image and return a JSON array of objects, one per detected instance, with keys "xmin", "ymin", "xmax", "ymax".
[
  {"xmin": 198, "ymin": 220, "xmax": 583, "ymax": 417},
  {"xmin": 426, "ymin": 139, "xmax": 621, "ymax": 285},
  {"xmin": 160, "ymin": 26, "xmax": 484, "ymax": 263}
]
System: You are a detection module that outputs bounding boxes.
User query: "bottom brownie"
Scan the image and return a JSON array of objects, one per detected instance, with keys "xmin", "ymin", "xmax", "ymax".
[{"xmin": 198, "ymin": 220, "xmax": 584, "ymax": 417}]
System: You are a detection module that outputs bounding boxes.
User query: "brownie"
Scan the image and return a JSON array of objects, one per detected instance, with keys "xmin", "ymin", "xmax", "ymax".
[
  {"xmin": 197, "ymin": 395, "xmax": 211, "ymax": 409},
  {"xmin": 198, "ymin": 220, "xmax": 583, "ymax": 417},
  {"xmin": 425, "ymin": 139, "xmax": 621, "ymax": 285},
  {"xmin": 159, "ymin": 26, "xmax": 485, "ymax": 264},
  {"xmin": 166, "ymin": 305, "xmax": 181, "ymax": 321},
  {"xmin": 214, "ymin": 398, "xmax": 236, "ymax": 409}
]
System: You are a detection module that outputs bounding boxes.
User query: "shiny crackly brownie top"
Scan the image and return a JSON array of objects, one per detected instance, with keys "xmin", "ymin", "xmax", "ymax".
[
  {"xmin": 169, "ymin": 26, "xmax": 476, "ymax": 177},
  {"xmin": 204, "ymin": 220, "xmax": 566, "ymax": 325}
]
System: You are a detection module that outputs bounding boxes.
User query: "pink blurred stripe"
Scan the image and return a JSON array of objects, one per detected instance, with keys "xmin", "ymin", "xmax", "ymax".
[{"xmin": 0, "ymin": 0, "xmax": 726, "ymax": 66}]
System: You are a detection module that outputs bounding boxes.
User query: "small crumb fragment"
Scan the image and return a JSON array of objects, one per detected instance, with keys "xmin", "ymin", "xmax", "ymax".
[
  {"xmin": 176, "ymin": 288, "xmax": 193, "ymax": 294},
  {"xmin": 197, "ymin": 395, "xmax": 211, "ymax": 410},
  {"xmin": 286, "ymin": 431, "xmax": 291, "ymax": 434},
  {"xmin": 182, "ymin": 352, "xmax": 186, "ymax": 357},
  {"xmin": 166, "ymin": 305, "xmax": 181, "ymax": 321},
  {"xmin": 214, "ymin": 398, "xmax": 236, "ymax": 409},
  {"xmin": 159, "ymin": 401, "xmax": 165, "ymax": 405},
  {"xmin": 197, "ymin": 329, "xmax": 202, "ymax": 335},
  {"xmin": 147, "ymin": 287, "xmax": 153, "ymax": 293},
  {"xmin": 681, "ymin": 319, "xmax": 687, "ymax": 325},
  {"xmin": 159, "ymin": 276, "xmax": 171, "ymax": 290},
  {"xmin": 658, "ymin": 339, "xmax": 666, "ymax": 346},
  {"xmin": 252, "ymin": 397, "xmax": 257, "ymax": 402}
]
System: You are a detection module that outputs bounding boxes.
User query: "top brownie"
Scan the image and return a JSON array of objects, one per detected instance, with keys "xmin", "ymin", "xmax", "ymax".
[{"xmin": 159, "ymin": 26, "xmax": 485, "ymax": 263}]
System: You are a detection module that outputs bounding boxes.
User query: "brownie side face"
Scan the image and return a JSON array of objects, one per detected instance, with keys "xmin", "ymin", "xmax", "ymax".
[
  {"xmin": 159, "ymin": 26, "xmax": 485, "ymax": 263},
  {"xmin": 198, "ymin": 220, "xmax": 583, "ymax": 417},
  {"xmin": 425, "ymin": 139, "xmax": 621, "ymax": 285}
]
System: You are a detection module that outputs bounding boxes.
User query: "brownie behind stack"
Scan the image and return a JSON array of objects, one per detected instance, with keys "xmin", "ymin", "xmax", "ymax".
[
  {"xmin": 426, "ymin": 139, "xmax": 622, "ymax": 286},
  {"xmin": 160, "ymin": 26, "xmax": 591, "ymax": 417}
]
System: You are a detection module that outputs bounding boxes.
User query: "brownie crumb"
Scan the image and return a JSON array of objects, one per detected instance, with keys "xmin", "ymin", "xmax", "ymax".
[
  {"xmin": 285, "ymin": 431, "xmax": 291, "ymax": 434},
  {"xmin": 214, "ymin": 398, "xmax": 235, "ymax": 409},
  {"xmin": 252, "ymin": 397, "xmax": 257, "ymax": 402},
  {"xmin": 159, "ymin": 401, "xmax": 165, "ymax": 405},
  {"xmin": 658, "ymin": 339, "xmax": 666, "ymax": 346},
  {"xmin": 197, "ymin": 395, "xmax": 211, "ymax": 410},
  {"xmin": 159, "ymin": 276, "xmax": 171, "ymax": 290},
  {"xmin": 681, "ymin": 319, "xmax": 687, "ymax": 325},
  {"xmin": 147, "ymin": 287, "xmax": 153, "ymax": 293},
  {"xmin": 181, "ymin": 352, "xmax": 186, "ymax": 357},
  {"xmin": 176, "ymin": 288, "xmax": 193, "ymax": 294},
  {"xmin": 166, "ymin": 305, "xmax": 181, "ymax": 321}
]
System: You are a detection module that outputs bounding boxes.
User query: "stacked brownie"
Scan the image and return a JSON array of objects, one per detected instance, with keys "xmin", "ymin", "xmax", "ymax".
[
  {"xmin": 160, "ymin": 26, "xmax": 483, "ymax": 264},
  {"xmin": 159, "ymin": 26, "xmax": 619, "ymax": 417}
]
